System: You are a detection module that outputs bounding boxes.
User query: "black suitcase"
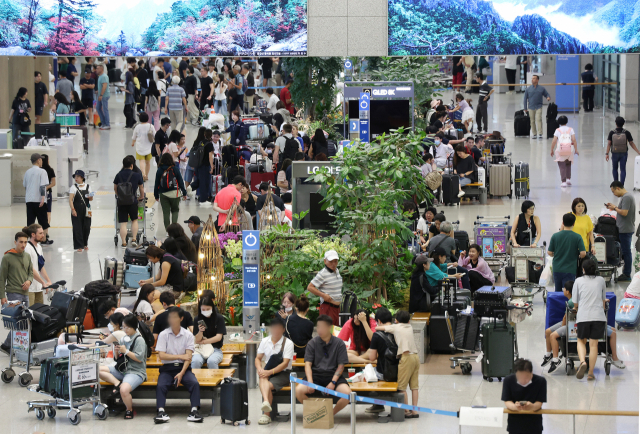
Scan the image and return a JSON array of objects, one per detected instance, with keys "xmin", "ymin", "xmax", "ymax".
[
  {"xmin": 514, "ymin": 110, "xmax": 530, "ymax": 137},
  {"xmin": 429, "ymin": 314, "xmax": 455, "ymax": 353},
  {"xmin": 514, "ymin": 161, "xmax": 529, "ymax": 199},
  {"xmin": 51, "ymin": 292, "xmax": 88, "ymax": 324},
  {"xmin": 481, "ymin": 319, "xmax": 515, "ymax": 381},
  {"xmin": 90, "ymin": 295, "xmax": 117, "ymax": 328},
  {"xmin": 124, "ymin": 246, "xmax": 148, "ymax": 266},
  {"xmin": 454, "ymin": 231, "xmax": 470, "ymax": 255},
  {"xmin": 220, "ymin": 377, "xmax": 249, "ymax": 425},
  {"xmin": 547, "ymin": 118, "xmax": 559, "ymax": 139},
  {"xmin": 442, "ymin": 174, "xmax": 460, "ymax": 206},
  {"xmin": 30, "ymin": 303, "xmax": 66, "ymax": 343},
  {"xmin": 489, "ymin": 143, "xmax": 505, "ymax": 164}
]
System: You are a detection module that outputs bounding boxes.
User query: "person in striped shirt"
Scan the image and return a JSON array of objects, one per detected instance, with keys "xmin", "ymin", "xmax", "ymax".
[{"xmin": 307, "ymin": 250, "xmax": 343, "ymax": 325}]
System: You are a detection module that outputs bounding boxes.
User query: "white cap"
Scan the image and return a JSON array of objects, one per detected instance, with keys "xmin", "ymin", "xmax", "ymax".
[{"xmin": 324, "ymin": 250, "xmax": 339, "ymax": 261}]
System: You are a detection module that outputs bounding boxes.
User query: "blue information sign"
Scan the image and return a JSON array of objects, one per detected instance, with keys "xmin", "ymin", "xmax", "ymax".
[
  {"xmin": 243, "ymin": 264, "xmax": 259, "ymax": 307},
  {"xmin": 359, "ymin": 92, "xmax": 370, "ymax": 143},
  {"xmin": 349, "ymin": 119, "xmax": 359, "ymax": 133},
  {"xmin": 344, "ymin": 59, "xmax": 353, "ymax": 82},
  {"xmin": 242, "ymin": 231, "xmax": 259, "ymax": 251}
]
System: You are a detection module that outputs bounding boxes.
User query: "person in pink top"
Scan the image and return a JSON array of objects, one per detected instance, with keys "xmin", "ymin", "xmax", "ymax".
[
  {"xmin": 338, "ymin": 309, "xmax": 377, "ymax": 364},
  {"xmin": 212, "ymin": 175, "xmax": 244, "ymax": 230},
  {"xmin": 458, "ymin": 243, "xmax": 495, "ymax": 293}
]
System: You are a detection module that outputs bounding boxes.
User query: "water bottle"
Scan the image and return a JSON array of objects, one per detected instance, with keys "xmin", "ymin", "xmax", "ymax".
[{"xmin": 260, "ymin": 323, "xmax": 266, "ymax": 338}]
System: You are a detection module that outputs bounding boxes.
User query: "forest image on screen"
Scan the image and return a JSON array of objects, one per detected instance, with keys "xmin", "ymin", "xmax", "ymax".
[
  {"xmin": 0, "ymin": 0, "xmax": 307, "ymax": 56},
  {"xmin": 389, "ymin": 0, "xmax": 640, "ymax": 55}
]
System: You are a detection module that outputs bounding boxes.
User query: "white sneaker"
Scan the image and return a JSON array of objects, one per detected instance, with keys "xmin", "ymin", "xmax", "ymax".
[
  {"xmin": 561, "ymin": 182, "xmax": 567, "ymax": 187},
  {"xmin": 612, "ymin": 359, "xmax": 626, "ymax": 369},
  {"xmin": 566, "ymin": 179, "xmax": 572, "ymax": 185},
  {"xmin": 457, "ymin": 190, "xmax": 465, "ymax": 198}
]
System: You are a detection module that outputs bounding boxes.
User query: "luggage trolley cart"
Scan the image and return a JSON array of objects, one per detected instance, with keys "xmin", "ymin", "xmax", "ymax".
[
  {"xmin": 26, "ymin": 345, "xmax": 109, "ymax": 425},
  {"xmin": 445, "ymin": 310, "xmax": 480, "ymax": 375},
  {"xmin": 113, "ymin": 197, "xmax": 154, "ymax": 246},
  {"xmin": 510, "ymin": 243, "xmax": 548, "ymax": 304},
  {"xmin": 593, "ymin": 235, "xmax": 621, "ymax": 287},
  {"xmin": 560, "ymin": 302, "xmax": 613, "ymax": 376},
  {"xmin": 1, "ymin": 310, "xmax": 43, "ymax": 387},
  {"xmin": 474, "ymin": 215, "xmax": 511, "ymax": 279}
]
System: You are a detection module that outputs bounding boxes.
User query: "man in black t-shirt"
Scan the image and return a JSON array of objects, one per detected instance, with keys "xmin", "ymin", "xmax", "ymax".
[
  {"xmin": 113, "ymin": 156, "xmax": 145, "ymax": 248},
  {"xmin": 501, "ymin": 359, "xmax": 547, "ymax": 434},
  {"xmin": 33, "ymin": 71, "xmax": 48, "ymax": 124},
  {"xmin": 606, "ymin": 116, "xmax": 640, "ymax": 185},
  {"xmin": 476, "ymin": 73, "xmax": 494, "ymax": 133},
  {"xmin": 152, "ymin": 291, "xmax": 194, "ymax": 345},
  {"xmin": 184, "ymin": 66, "xmax": 199, "ymax": 126},
  {"xmin": 258, "ymin": 57, "xmax": 273, "ymax": 88},
  {"xmin": 79, "ymin": 69, "xmax": 95, "ymax": 126},
  {"xmin": 199, "ymin": 67, "xmax": 214, "ymax": 109},
  {"xmin": 365, "ymin": 307, "xmax": 394, "ymax": 414},
  {"xmin": 154, "ymin": 118, "xmax": 171, "ymax": 163}
]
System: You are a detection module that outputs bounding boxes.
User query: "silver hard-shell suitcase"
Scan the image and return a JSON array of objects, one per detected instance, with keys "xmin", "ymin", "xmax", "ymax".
[
  {"xmin": 103, "ymin": 257, "xmax": 124, "ymax": 287},
  {"xmin": 489, "ymin": 164, "xmax": 512, "ymax": 198}
]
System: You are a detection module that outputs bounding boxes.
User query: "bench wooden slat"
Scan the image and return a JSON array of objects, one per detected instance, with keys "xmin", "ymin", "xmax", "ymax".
[
  {"xmin": 280, "ymin": 381, "xmax": 398, "ymax": 393},
  {"xmin": 100, "ymin": 368, "xmax": 235, "ymax": 388},
  {"xmin": 151, "ymin": 343, "xmax": 245, "ymax": 356},
  {"xmin": 411, "ymin": 312, "xmax": 431, "ymax": 323},
  {"xmin": 292, "ymin": 358, "xmax": 375, "ymax": 368},
  {"xmin": 147, "ymin": 353, "xmax": 233, "ymax": 367},
  {"xmin": 462, "ymin": 183, "xmax": 483, "ymax": 187}
]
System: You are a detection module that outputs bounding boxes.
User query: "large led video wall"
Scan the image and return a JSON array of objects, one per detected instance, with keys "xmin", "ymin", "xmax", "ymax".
[
  {"xmin": 0, "ymin": 0, "xmax": 307, "ymax": 56},
  {"xmin": 389, "ymin": 0, "xmax": 640, "ymax": 55}
]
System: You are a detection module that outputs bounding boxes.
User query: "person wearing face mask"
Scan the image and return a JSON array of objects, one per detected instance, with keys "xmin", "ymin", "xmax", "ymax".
[
  {"xmin": 100, "ymin": 312, "xmax": 126, "ymax": 344},
  {"xmin": 501, "ymin": 358, "xmax": 547, "ymax": 434},
  {"xmin": 277, "ymin": 292, "xmax": 296, "ymax": 318},
  {"xmin": 99, "ymin": 314, "xmax": 148, "ymax": 420},
  {"xmin": 432, "ymin": 134, "xmax": 454, "ymax": 169},
  {"xmin": 191, "ymin": 295, "xmax": 226, "ymax": 369}
]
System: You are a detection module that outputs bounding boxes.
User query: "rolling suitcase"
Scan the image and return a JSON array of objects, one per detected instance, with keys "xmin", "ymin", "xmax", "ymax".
[
  {"xmin": 30, "ymin": 303, "xmax": 66, "ymax": 343},
  {"xmin": 454, "ymin": 231, "xmax": 470, "ymax": 255},
  {"xmin": 481, "ymin": 318, "xmax": 514, "ymax": 382},
  {"xmin": 42, "ymin": 358, "xmax": 94, "ymax": 399},
  {"xmin": 615, "ymin": 298, "xmax": 640, "ymax": 329},
  {"xmin": 220, "ymin": 377, "xmax": 249, "ymax": 425},
  {"xmin": 124, "ymin": 246, "xmax": 148, "ymax": 266},
  {"xmin": 488, "ymin": 164, "xmax": 512, "ymax": 198},
  {"xmin": 123, "ymin": 264, "xmax": 153, "ymax": 289},
  {"xmin": 104, "ymin": 257, "xmax": 124, "ymax": 287},
  {"xmin": 249, "ymin": 171, "xmax": 275, "ymax": 192},
  {"xmin": 514, "ymin": 162, "xmax": 529, "ymax": 199},
  {"xmin": 429, "ymin": 314, "xmax": 456, "ymax": 353},
  {"xmin": 547, "ymin": 118, "xmax": 559, "ymax": 139},
  {"xmin": 50, "ymin": 292, "xmax": 88, "ymax": 324},
  {"xmin": 513, "ymin": 110, "xmax": 530, "ymax": 137},
  {"xmin": 441, "ymin": 174, "xmax": 460, "ymax": 206}
]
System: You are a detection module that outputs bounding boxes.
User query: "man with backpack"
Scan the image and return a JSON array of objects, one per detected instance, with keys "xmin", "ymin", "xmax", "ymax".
[
  {"xmin": 227, "ymin": 65, "xmax": 245, "ymax": 113},
  {"xmin": 606, "ymin": 181, "xmax": 636, "ymax": 281},
  {"xmin": 113, "ymin": 156, "xmax": 145, "ymax": 248},
  {"xmin": 307, "ymin": 250, "xmax": 343, "ymax": 325},
  {"xmin": 364, "ymin": 307, "xmax": 397, "ymax": 413},
  {"xmin": 605, "ymin": 116, "xmax": 640, "ymax": 185},
  {"xmin": 273, "ymin": 124, "xmax": 301, "ymax": 170}
]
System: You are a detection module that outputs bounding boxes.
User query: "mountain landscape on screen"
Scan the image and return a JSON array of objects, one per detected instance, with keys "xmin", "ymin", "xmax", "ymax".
[{"xmin": 389, "ymin": 0, "xmax": 640, "ymax": 55}]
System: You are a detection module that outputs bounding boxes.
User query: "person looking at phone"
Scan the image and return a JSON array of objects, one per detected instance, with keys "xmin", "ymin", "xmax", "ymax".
[
  {"xmin": 277, "ymin": 292, "xmax": 296, "ymax": 319},
  {"xmin": 605, "ymin": 180, "xmax": 635, "ymax": 281},
  {"xmin": 255, "ymin": 317, "xmax": 295, "ymax": 425},
  {"xmin": 427, "ymin": 221, "xmax": 471, "ymax": 289},
  {"xmin": 501, "ymin": 358, "xmax": 547, "ymax": 434},
  {"xmin": 191, "ymin": 295, "xmax": 226, "ymax": 369},
  {"xmin": 154, "ymin": 306, "xmax": 202, "ymax": 424}
]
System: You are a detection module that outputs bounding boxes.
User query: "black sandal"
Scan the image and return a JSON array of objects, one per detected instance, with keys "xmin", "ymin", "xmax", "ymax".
[
  {"xmin": 112, "ymin": 382, "xmax": 122, "ymax": 396},
  {"xmin": 124, "ymin": 410, "xmax": 134, "ymax": 419}
]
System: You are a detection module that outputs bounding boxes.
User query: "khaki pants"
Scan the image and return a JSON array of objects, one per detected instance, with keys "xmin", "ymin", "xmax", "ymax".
[
  {"xmin": 465, "ymin": 66, "xmax": 474, "ymax": 91},
  {"xmin": 187, "ymin": 95, "xmax": 199, "ymax": 125},
  {"xmin": 397, "ymin": 353, "xmax": 420, "ymax": 390},
  {"xmin": 169, "ymin": 109, "xmax": 184, "ymax": 133},
  {"xmin": 529, "ymin": 108, "xmax": 543, "ymax": 136},
  {"xmin": 28, "ymin": 291, "xmax": 44, "ymax": 306}
]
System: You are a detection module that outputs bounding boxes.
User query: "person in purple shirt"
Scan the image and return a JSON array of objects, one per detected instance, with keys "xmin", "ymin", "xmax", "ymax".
[{"xmin": 458, "ymin": 243, "xmax": 495, "ymax": 292}]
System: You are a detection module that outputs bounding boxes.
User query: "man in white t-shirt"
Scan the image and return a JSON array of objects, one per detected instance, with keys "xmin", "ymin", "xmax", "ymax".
[
  {"xmin": 254, "ymin": 317, "xmax": 294, "ymax": 425},
  {"xmin": 23, "ymin": 223, "xmax": 51, "ymax": 306},
  {"xmin": 131, "ymin": 112, "xmax": 155, "ymax": 181},
  {"xmin": 266, "ymin": 87, "xmax": 280, "ymax": 114}
]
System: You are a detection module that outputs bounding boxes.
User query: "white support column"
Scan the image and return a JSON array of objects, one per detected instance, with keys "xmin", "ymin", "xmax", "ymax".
[{"xmin": 620, "ymin": 54, "xmax": 639, "ymax": 120}]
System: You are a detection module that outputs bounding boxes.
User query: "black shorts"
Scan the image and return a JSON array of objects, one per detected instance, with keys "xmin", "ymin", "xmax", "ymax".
[
  {"xmin": 35, "ymin": 105, "xmax": 44, "ymax": 116},
  {"xmin": 82, "ymin": 98, "xmax": 94, "ymax": 108},
  {"xmin": 117, "ymin": 202, "xmax": 139, "ymax": 223},
  {"xmin": 311, "ymin": 373, "xmax": 348, "ymax": 391},
  {"xmin": 577, "ymin": 321, "xmax": 606, "ymax": 340},
  {"xmin": 46, "ymin": 190, "xmax": 52, "ymax": 212},
  {"xmin": 262, "ymin": 69, "xmax": 272, "ymax": 79}
]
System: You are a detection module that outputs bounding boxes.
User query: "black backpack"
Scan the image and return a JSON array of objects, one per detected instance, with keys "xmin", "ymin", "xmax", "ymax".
[
  {"xmin": 546, "ymin": 102, "xmax": 558, "ymax": 120},
  {"xmin": 160, "ymin": 166, "xmax": 178, "ymax": 191},
  {"xmin": 136, "ymin": 321, "xmax": 154, "ymax": 358},
  {"xmin": 594, "ymin": 215, "xmax": 619, "ymax": 240},
  {"xmin": 83, "ymin": 280, "xmax": 120, "ymax": 299},
  {"xmin": 375, "ymin": 331, "xmax": 399, "ymax": 382},
  {"xmin": 221, "ymin": 144, "xmax": 238, "ymax": 167},
  {"xmin": 116, "ymin": 171, "xmax": 136, "ymax": 206},
  {"xmin": 327, "ymin": 140, "xmax": 337, "ymax": 157},
  {"xmin": 188, "ymin": 141, "xmax": 206, "ymax": 168},
  {"xmin": 282, "ymin": 137, "xmax": 299, "ymax": 161},
  {"xmin": 339, "ymin": 291, "xmax": 359, "ymax": 327}
]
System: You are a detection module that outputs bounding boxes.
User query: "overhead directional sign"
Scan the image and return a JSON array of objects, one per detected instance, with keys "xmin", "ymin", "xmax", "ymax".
[
  {"xmin": 344, "ymin": 59, "xmax": 353, "ymax": 82},
  {"xmin": 359, "ymin": 92, "xmax": 370, "ymax": 144}
]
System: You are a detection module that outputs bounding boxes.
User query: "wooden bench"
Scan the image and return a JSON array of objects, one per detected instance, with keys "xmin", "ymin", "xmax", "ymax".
[
  {"xmin": 146, "ymin": 353, "xmax": 234, "ymax": 368},
  {"xmin": 150, "ymin": 343, "xmax": 245, "ymax": 356},
  {"xmin": 461, "ymin": 182, "xmax": 487, "ymax": 204},
  {"xmin": 292, "ymin": 358, "xmax": 376, "ymax": 369},
  {"xmin": 411, "ymin": 312, "xmax": 431, "ymax": 324},
  {"xmin": 101, "ymin": 368, "xmax": 235, "ymax": 416},
  {"xmin": 271, "ymin": 380, "xmax": 404, "ymax": 423}
]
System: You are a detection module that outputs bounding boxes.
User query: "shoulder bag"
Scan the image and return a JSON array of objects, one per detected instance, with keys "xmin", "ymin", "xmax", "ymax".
[
  {"xmin": 115, "ymin": 335, "xmax": 139, "ymax": 373},
  {"xmin": 75, "ymin": 184, "xmax": 92, "ymax": 218},
  {"xmin": 264, "ymin": 337, "xmax": 288, "ymax": 371},
  {"xmin": 146, "ymin": 124, "xmax": 155, "ymax": 142}
]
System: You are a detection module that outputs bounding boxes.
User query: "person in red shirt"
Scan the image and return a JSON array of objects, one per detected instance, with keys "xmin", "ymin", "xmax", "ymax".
[
  {"xmin": 279, "ymin": 79, "xmax": 294, "ymax": 115},
  {"xmin": 337, "ymin": 309, "xmax": 377, "ymax": 364},
  {"xmin": 212, "ymin": 175, "xmax": 244, "ymax": 230}
]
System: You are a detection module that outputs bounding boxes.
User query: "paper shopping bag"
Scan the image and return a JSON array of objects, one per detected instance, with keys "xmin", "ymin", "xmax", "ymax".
[{"xmin": 303, "ymin": 398, "xmax": 334, "ymax": 429}]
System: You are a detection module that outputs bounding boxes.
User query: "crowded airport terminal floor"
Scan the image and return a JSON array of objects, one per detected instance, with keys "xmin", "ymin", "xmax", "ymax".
[{"xmin": 0, "ymin": 56, "xmax": 638, "ymax": 434}]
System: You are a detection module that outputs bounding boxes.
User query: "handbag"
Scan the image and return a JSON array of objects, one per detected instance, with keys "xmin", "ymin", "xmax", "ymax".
[
  {"xmin": 115, "ymin": 336, "xmax": 139, "ymax": 373},
  {"xmin": 146, "ymin": 124, "xmax": 155, "ymax": 142},
  {"xmin": 424, "ymin": 171, "xmax": 443, "ymax": 190},
  {"xmin": 264, "ymin": 337, "xmax": 287, "ymax": 371},
  {"xmin": 194, "ymin": 343, "xmax": 214, "ymax": 359}
]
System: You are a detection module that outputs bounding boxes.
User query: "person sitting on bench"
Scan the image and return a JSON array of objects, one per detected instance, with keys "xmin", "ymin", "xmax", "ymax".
[
  {"xmin": 154, "ymin": 306, "xmax": 202, "ymax": 424},
  {"xmin": 296, "ymin": 315, "xmax": 351, "ymax": 415},
  {"xmin": 99, "ymin": 314, "xmax": 147, "ymax": 420},
  {"xmin": 192, "ymin": 295, "xmax": 226, "ymax": 369},
  {"xmin": 99, "ymin": 312, "xmax": 125, "ymax": 343},
  {"xmin": 152, "ymin": 291, "xmax": 194, "ymax": 345},
  {"xmin": 458, "ymin": 243, "xmax": 495, "ymax": 292},
  {"xmin": 363, "ymin": 307, "xmax": 395, "ymax": 414},
  {"xmin": 338, "ymin": 309, "xmax": 377, "ymax": 364},
  {"xmin": 453, "ymin": 144, "xmax": 477, "ymax": 198},
  {"xmin": 255, "ymin": 317, "xmax": 294, "ymax": 425}
]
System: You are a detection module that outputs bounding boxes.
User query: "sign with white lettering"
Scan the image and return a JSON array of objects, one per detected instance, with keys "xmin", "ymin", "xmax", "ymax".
[
  {"xmin": 359, "ymin": 92, "xmax": 370, "ymax": 143},
  {"xmin": 344, "ymin": 86, "xmax": 414, "ymax": 99},
  {"xmin": 459, "ymin": 407, "xmax": 504, "ymax": 428}
]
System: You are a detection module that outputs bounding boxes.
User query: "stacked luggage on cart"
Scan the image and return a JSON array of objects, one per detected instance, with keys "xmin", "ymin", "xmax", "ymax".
[
  {"xmin": 593, "ymin": 214, "xmax": 621, "ymax": 286},
  {"xmin": 429, "ymin": 279, "xmax": 470, "ymax": 353},
  {"xmin": 474, "ymin": 216, "xmax": 511, "ymax": 280},
  {"xmin": 82, "ymin": 280, "xmax": 121, "ymax": 328}
]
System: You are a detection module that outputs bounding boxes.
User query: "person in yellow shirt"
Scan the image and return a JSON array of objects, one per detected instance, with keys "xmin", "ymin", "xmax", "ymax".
[{"xmin": 569, "ymin": 198, "xmax": 596, "ymax": 255}]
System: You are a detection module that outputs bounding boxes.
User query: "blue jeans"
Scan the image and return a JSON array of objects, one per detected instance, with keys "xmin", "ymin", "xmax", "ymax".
[
  {"xmin": 191, "ymin": 347, "xmax": 223, "ymax": 369},
  {"xmin": 553, "ymin": 271, "xmax": 576, "ymax": 293},
  {"xmin": 619, "ymin": 232, "xmax": 633, "ymax": 277},
  {"xmin": 96, "ymin": 98, "xmax": 110, "ymax": 127},
  {"xmin": 459, "ymin": 177, "xmax": 472, "ymax": 186},
  {"xmin": 611, "ymin": 152, "xmax": 628, "ymax": 185}
]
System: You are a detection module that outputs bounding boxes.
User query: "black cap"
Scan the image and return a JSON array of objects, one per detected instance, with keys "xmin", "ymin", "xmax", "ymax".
[{"xmin": 184, "ymin": 216, "xmax": 201, "ymax": 225}]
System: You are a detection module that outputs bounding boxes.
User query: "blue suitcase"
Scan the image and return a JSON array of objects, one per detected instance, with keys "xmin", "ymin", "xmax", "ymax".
[
  {"xmin": 615, "ymin": 298, "xmax": 640, "ymax": 329},
  {"xmin": 123, "ymin": 264, "xmax": 152, "ymax": 289}
]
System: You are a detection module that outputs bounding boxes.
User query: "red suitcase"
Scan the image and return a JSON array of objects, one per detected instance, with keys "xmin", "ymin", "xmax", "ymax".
[{"xmin": 249, "ymin": 172, "xmax": 275, "ymax": 192}]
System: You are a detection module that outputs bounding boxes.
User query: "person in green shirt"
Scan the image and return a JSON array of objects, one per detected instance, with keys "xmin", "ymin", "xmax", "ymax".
[
  {"xmin": 425, "ymin": 247, "xmax": 463, "ymax": 288},
  {"xmin": 548, "ymin": 213, "xmax": 586, "ymax": 293}
]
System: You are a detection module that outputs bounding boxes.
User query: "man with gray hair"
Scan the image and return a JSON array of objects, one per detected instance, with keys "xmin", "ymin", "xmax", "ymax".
[
  {"xmin": 227, "ymin": 64, "xmax": 245, "ymax": 113},
  {"xmin": 427, "ymin": 221, "xmax": 470, "ymax": 289},
  {"xmin": 165, "ymin": 76, "xmax": 187, "ymax": 133},
  {"xmin": 523, "ymin": 74, "xmax": 551, "ymax": 140},
  {"xmin": 23, "ymin": 153, "xmax": 51, "ymax": 240}
]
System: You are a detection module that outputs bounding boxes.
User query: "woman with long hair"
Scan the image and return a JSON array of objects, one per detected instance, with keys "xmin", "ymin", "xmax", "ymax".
[
  {"xmin": 409, "ymin": 255, "xmax": 438, "ymax": 313},
  {"xmin": 426, "ymin": 247, "xmax": 464, "ymax": 287},
  {"xmin": 70, "ymin": 90, "xmax": 87, "ymax": 125},
  {"xmin": 41, "ymin": 154, "xmax": 56, "ymax": 244},
  {"xmin": 510, "ymin": 200, "xmax": 542, "ymax": 247},
  {"xmin": 277, "ymin": 292, "xmax": 297, "ymax": 319},
  {"xmin": 161, "ymin": 236, "xmax": 187, "ymax": 261},
  {"xmin": 277, "ymin": 158, "xmax": 292, "ymax": 190},
  {"xmin": 145, "ymin": 80, "xmax": 161, "ymax": 131},
  {"xmin": 132, "ymin": 283, "xmax": 157, "ymax": 319},
  {"xmin": 54, "ymin": 92, "xmax": 71, "ymax": 115},
  {"xmin": 166, "ymin": 223, "xmax": 198, "ymax": 263},
  {"xmin": 283, "ymin": 294, "xmax": 314, "ymax": 358},
  {"xmin": 213, "ymin": 73, "xmax": 228, "ymax": 121},
  {"xmin": 458, "ymin": 244, "xmax": 495, "ymax": 292},
  {"xmin": 192, "ymin": 295, "xmax": 226, "ymax": 369},
  {"xmin": 309, "ymin": 128, "xmax": 328, "ymax": 160},
  {"xmin": 338, "ymin": 308, "xmax": 377, "ymax": 363},
  {"xmin": 9, "ymin": 87, "xmax": 31, "ymax": 140},
  {"xmin": 123, "ymin": 71, "xmax": 136, "ymax": 128}
]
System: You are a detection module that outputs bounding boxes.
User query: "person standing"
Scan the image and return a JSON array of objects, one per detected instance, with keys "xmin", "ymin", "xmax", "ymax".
[
  {"xmin": 266, "ymin": 87, "xmax": 279, "ymax": 115},
  {"xmin": 194, "ymin": 129, "xmax": 215, "ymax": 205},
  {"xmin": 154, "ymin": 117, "xmax": 172, "ymax": 166},
  {"xmin": 199, "ymin": 67, "xmax": 214, "ymax": 110},
  {"xmin": 523, "ymin": 74, "xmax": 551, "ymax": 140},
  {"xmin": 114, "ymin": 156, "xmax": 145, "ymax": 248},
  {"xmin": 501, "ymin": 359, "xmax": 547, "ymax": 434},
  {"xmin": 463, "ymin": 56, "xmax": 475, "ymax": 93},
  {"xmin": 605, "ymin": 116, "xmax": 640, "ymax": 185},
  {"xmin": 131, "ymin": 112, "xmax": 155, "ymax": 181},
  {"xmin": 606, "ymin": 181, "xmax": 636, "ymax": 281},
  {"xmin": 23, "ymin": 224, "xmax": 51, "ymax": 306},
  {"xmin": 165, "ymin": 76, "xmax": 187, "ymax": 133},
  {"xmin": 307, "ymin": 250, "xmax": 343, "ymax": 325},
  {"xmin": 548, "ymin": 213, "xmax": 586, "ymax": 292},
  {"xmin": 213, "ymin": 74, "xmax": 228, "ymax": 119},
  {"xmin": 96, "ymin": 64, "xmax": 111, "ymax": 130},
  {"xmin": 145, "ymin": 80, "xmax": 161, "ymax": 132},
  {"xmin": 258, "ymin": 57, "xmax": 273, "ymax": 89},
  {"xmin": 280, "ymin": 78, "xmax": 294, "ymax": 115},
  {"xmin": 244, "ymin": 64, "xmax": 255, "ymax": 113},
  {"xmin": 154, "ymin": 58, "xmax": 165, "ymax": 83},
  {"xmin": 79, "ymin": 69, "xmax": 95, "ymax": 126},
  {"xmin": 452, "ymin": 56, "xmax": 463, "ymax": 90},
  {"xmin": 55, "ymin": 71, "xmax": 73, "ymax": 102},
  {"xmin": 66, "ymin": 57, "xmax": 79, "ymax": 89},
  {"xmin": 550, "ymin": 116, "xmax": 579, "ymax": 187},
  {"xmin": 69, "ymin": 170, "xmax": 93, "ymax": 252},
  {"xmin": 581, "ymin": 64, "xmax": 596, "ymax": 112},
  {"xmin": 0, "ymin": 232, "xmax": 33, "ymax": 310},
  {"xmin": 504, "ymin": 55, "xmax": 517, "ymax": 94},
  {"xmin": 476, "ymin": 73, "xmax": 493, "ymax": 134},
  {"xmin": 23, "ymin": 153, "xmax": 50, "ymax": 238},
  {"xmin": 228, "ymin": 65, "xmax": 245, "ymax": 113},
  {"xmin": 123, "ymin": 71, "xmax": 136, "ymax": 129},
  {"xmin": 9, "ymin": 87, "xmax": 31, "ymax": 141},
  {"xmin": 33, "ymin": 71, "xmax": 48, "ymax": 125},
  {"xmin": 154, "ymin": 153, "xmax": 187, "ymax": 230},
  {"xmin": 212, "ymin": 175, "xmax": 243, "ymax": 228},
  {"xmin": 40, "ymin": 154, "xmax": 55, "ymax": 245},
  {"xmin": 184, "ymin": 66, "xmax": 199, "ymax": 126}
]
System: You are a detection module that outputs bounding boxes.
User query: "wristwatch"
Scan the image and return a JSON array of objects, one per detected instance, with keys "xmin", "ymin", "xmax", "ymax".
[{"xmin": 331, "ymin": 380, "xmax": 337, "ymax": 386}]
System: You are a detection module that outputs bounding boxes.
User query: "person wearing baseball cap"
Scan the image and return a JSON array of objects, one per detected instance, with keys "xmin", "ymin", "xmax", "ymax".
[
  {"xmin": 184, "ymin": 216, "xmax": 202, "ymax": 248},
  {"xmin": 307, "ymin": 250, "xmax": 342, "ymax": 325},
  {"xmin": 24, "ymin": 152, "xmax": 51, "ymax": 243},
  {"xmin": 410, "ymin": 255, "xmax": 437, "ymax": 313}
]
